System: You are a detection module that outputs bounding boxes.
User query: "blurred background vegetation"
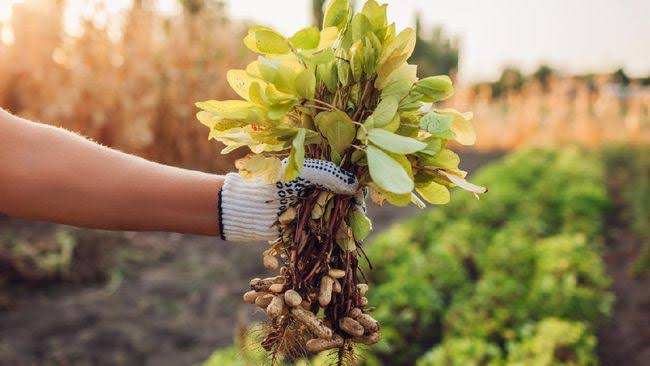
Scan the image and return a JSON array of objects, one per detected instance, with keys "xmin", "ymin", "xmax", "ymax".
[{"xmin": 0, "ymin": 0, "xmax": 648, "ymax": 365}]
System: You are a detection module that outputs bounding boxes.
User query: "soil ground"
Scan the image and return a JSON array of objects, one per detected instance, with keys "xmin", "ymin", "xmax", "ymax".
[{"xmin": 0, "ymin": 152, "xmax": 647, "ymax": 366}]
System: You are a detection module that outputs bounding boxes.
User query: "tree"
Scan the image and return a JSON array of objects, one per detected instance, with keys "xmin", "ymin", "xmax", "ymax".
[
  {"xmin": 533, "ymin": 64, "xmax": 554, "ymax": 92},
  {"xmin": 410, "ymin": 15, "xmax": 460, "ymax": 78},
  {"xmin": 491, "ymin": 66, "xmax": 525, "ymax": 98}
]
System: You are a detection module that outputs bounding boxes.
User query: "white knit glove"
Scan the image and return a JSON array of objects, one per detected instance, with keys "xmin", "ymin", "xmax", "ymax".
[{"xmin": 218, "ymin": 158, "xmax": 359, "ymax": 241}]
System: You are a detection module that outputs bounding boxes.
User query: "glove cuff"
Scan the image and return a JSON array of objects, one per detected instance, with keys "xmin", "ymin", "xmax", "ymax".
[{"xmin": 220, "ymin": 173, "xmax": 279, "ymax": 241}]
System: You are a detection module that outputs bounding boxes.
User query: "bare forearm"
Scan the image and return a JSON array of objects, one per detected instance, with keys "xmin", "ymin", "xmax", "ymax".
[{"xmin": 0, "ymin": 109, "xmax": 222, "ymax": 236}]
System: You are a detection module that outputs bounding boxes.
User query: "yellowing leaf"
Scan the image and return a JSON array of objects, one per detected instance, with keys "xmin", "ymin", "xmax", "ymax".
[
  {"xmin": 361, "ymin": 0, "xmax": 387, "ymax": 32},
  {"xmin": 318, "ymin": 27, "xmax": 340, "ymax": 50},
  {"xmin": 235, "ymin": 155, "xmax": 283, "ymax": 183},
  {"xmin": 376, "ymin": 28, "xmax": 416, "ymax": 86},
  {"xmin": 227, "ymin": 69, "xmax": 266, "ymax": 101},
  {"xmin": 420, "ymin": 149, "xmax": 460, "ymax": 170},
  {"xmin": 367, "ymin": 129, "xmax": 427, "ymax": 154},
  {"xmin": 436, "ymin": 108, "xmax": 476, "ymax": 146},
  {"xmin": 376, "ymin": 63, "xmax": 417, "ymax": 89},
  {"xmin": 315, "ymin": 110, "xmax": 356, "ymax": 154},
  {"xmin": 366, "ymin": 145, "xmax": 414, "ymax": 194},
  {"xmin": 416, "ymin": 181, "xmax": 450, "ymax": 204},
  {"xmin": 290, "ymin": 27, "xmax": 320, "ymax": 49},
  {"xmin": 285, "ymin": 128, "xmax": 307, "ymax": 181},
  {"xmin": 195, "ymin": 100, "xmax": 253, "ymax": 120},
  {"xmin": 244, "ymin": 29, "xmax": 290, "ymax": 54},
  {"xmin": 295, "ymin": 68, "xmax": 316, "ymax": 100},
  {"xmin": 323, "ymin": 0, "xmax": 351, "ymax": 30}
]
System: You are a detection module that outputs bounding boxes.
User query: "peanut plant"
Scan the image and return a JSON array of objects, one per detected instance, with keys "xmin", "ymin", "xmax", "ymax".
[{"xmin": 196, "ymin": 0, "xmax": 485, "ymax": 364}]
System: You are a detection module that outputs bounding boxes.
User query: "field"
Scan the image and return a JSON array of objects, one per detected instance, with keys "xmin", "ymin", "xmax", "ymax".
[{"xmin": 1, "ymin": 1, "xmax": 649, "ymax": 365}]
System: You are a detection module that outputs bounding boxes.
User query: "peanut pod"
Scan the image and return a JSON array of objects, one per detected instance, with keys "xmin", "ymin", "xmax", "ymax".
[
  {"xmin": 266, "ymin": 295, "xmax": 285, "ymax": 318},
  {"xmin": 319, "ymin": 275, "xmax": 335, "ymax": 307},
  {"xmin": 269, "ymin": 283, "xmax": 285, "ymax": 293},
  {"xmin": 263, "ymin": 255, "xmax": 279, "ymax": 270},
  {"xmin": 332, "ymin": 278, "xmax": 342, "ymax": 293},
  {"xmin": 284, "ymin": 290, "xmax": 303, "ymax": 307},
  {"xmin": 357, "ymin": 283, "xmax": 369, "ymax": 296},
  {"xmin": 353, "ymin": 332, "xmax": 381, "ymax": 345},
  {"xmin": 291, "ymin": 307, "xmax": 333, "ymax": 340},
  {"xmin": 255, "ymin": 294, "xmax": 274, "ymax": 308},
  {"xmin": 356, "ymin": 314, "xmax": 380, "ymax": 333},
  {"xmin": 243, "ymin": 290, "xmax": 265, "ymax": 304},
  {"xmin": 250, "ymin": 276, "xmax": 284, "ymax": 291},
  {"xmin": 338, "ymin": 317, "xmax": 365, "ymax": 337},
  {"xmin": 306, "ymin": 334, "xmax": 344, "ymax": 353},
  {"xmin": 328, "ymin": 269, "xmax": 346, "ymax": 279}
]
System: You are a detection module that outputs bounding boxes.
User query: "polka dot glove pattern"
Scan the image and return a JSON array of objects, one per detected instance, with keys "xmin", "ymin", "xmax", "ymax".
[{"xmin": 219, "ymin": 158, "xmax": 359, "ymax": 242}]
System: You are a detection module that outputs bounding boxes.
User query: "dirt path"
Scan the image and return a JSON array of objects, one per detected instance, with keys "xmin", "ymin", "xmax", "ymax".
[{"xmin": 596, "ymin": 176, "xmax": 650, "ymax": 366}]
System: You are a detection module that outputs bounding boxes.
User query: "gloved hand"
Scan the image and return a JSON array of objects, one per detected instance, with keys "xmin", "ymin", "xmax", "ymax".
[{"xmin": 218, "ymin": 158, "xmax": 359, "ymax": 241}]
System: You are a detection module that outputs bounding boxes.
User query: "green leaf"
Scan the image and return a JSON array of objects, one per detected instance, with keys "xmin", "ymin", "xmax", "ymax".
[
  {"xmin": 323, "ymin": 0, "xmax": 351, "ymax": 30},
  {"xmin": 418, "ymin": 137, "xmax": 443, "ymax": 156},
  {"xmin": 350, "ymin": 41, "xmax": 365, "ymax": 82},
  {"xmin": 368, "ymin": 129, "xmax": 426, "ymax": 154},
  {"xmin": 349, "ymin": 208, "xmax": 372, "ymax": 242},
  {"xmin": 376, "ymin": 28, "xmax": 416, "ymax": 86},
  {"xmin": 366, "ymin": 145, "xmax": 414, "ymax": 194},
  {"xmin": 436, "ymin": 108, "xmax": 476, "ymax": 145},
  {"xmin": 285, "ymin": 128, "xmax": 306, "ymax": 181},
  {"xmin": 317, "ymin": 61, "xmax": 338, "ymax": 93},
  {"xmin": 361, "ymin": 0, "xmax": 387, "ymax": 32},
  {"xmin": 381, "ymin": 79, "xmax": 412, "ymax": 100},
  {"xmin": 290, "ymin": 27, "xmax": 320, "ymax": 49},
  {"xmin": 295, "ymin": 68, "xmax": 316, "ymax": 100},
  {"xmin": 305, "ymin": 48, "xmax": 336, "ymax": 64},
  {"xmin": 420, "ymin": 149, "xmax": 460, "ymax": 170},
  {"xmin": 244, "ymin": 29, "xmax": 290, "ymax": 54},
  {"xmin": 419, "ymin": 111, "xmax": 457, "ymax": 139},
  {"xmin": 351, "ymin": 13, "xmax": 371, "ymax": 41},
  {"xmin": 370, "ymin": 97, "xmax": 399, "ymax": 127},
  {"xmin": 416, "ymin": 181, "xmax": 450, "ymax": 204},
  {"xmin": 315, "ymin": 111, "xmax": 356, "ymax": 154},
  {"xmin": 414, "ymin": 75, "xmax": 454, "ymax": 102}
]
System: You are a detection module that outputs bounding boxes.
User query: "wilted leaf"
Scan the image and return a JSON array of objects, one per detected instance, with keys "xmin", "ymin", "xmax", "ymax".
[
  {"xmin": 367, "ymin": 129, "xmax": 427, "ymax": 154},
  {"xmin": 318, "ymin": 27, "xmax": 340, "ymax": 50},
  {"xmin": 414, "ymin": 75, "xmax": 454, "ymax": 103},
  {"xmin": 315, "ymin": 111, "xmax": 356, "ymax": 154},
  {"xmin": 290, "ymin": 27, "xmax": 320, "ymax": 49},
  {"xmin": 419, "ymin": 111, "xmax": 457, "ymax": 140},
  {"xmin": 439, "ymin": 170, "xmax": 487, "ymax": 195},
  {"xmin": 366, "ymin": 145, "xmax": 414, "ymax": 194},
  {"xmin": 416, "ymin": 181, "xmax": 450, "ymax": 204}
]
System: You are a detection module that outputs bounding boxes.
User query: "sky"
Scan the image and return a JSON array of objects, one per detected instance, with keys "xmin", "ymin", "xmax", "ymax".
[
  {"xmin": 2, "ymin": 0, "xmax": 649, "ymax": 82},
  {"xmin": 225, "ymin": 0, "xmax": 650, "ymax": 82}
]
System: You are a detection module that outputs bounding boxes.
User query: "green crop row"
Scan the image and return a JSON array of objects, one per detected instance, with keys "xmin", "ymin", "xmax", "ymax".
[
  {"xmin": 201, "ymin": 148, "xmax": 615, "ymax": 365},
  {"xmin": 364, "ymin": 148, "xmax": 613, "ymax": 365}
]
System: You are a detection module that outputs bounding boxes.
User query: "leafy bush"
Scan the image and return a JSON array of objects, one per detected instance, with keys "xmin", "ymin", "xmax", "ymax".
[{"xmin": 365, "ymin": 148, "xmax": 612, "ymax": 365}]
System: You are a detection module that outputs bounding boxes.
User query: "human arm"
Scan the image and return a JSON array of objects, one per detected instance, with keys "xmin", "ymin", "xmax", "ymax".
[{"xmin": 0, "ymin": 108, "xmax": 222, "ymax": 236}]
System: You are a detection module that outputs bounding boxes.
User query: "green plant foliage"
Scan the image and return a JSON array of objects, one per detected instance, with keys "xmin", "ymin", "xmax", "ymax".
[
  {"xmin": 196, "ymin": 0, "xmax": 484, "ymax": 202},
  {"xmin": 417, "ymin": 338, "xmax": 503, "ymax": 366},
  {"xmin": 364, "ymin": 148, "xmax": 613, "ymax": 364},
  {"xmin": 507, "ymin": 318, "xmax": 598, "ymax": 366}
]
